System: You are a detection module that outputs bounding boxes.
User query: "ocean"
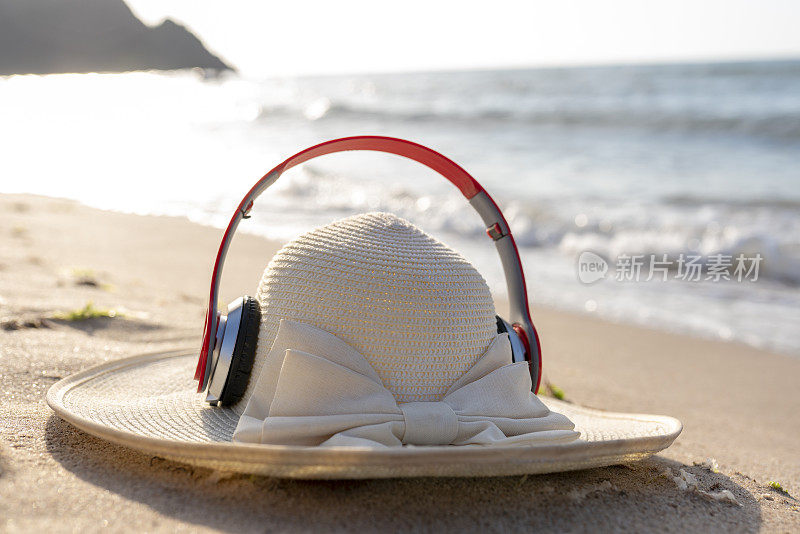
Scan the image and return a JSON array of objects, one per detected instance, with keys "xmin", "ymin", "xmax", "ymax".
[{"xmin": 2, "ymin": 59, "xmax": 799, "ymax": 355}]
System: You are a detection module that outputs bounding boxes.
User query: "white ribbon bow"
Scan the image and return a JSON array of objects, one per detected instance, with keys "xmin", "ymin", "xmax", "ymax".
[{"xmin": 233, "ymin": 320, "xmax": 579, "ymax": 447}]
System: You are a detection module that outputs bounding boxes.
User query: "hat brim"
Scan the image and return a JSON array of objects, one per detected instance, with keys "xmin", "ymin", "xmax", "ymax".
[{"xmin": 47, "ymin": 350, "xmax": 681, "ymax": 479}]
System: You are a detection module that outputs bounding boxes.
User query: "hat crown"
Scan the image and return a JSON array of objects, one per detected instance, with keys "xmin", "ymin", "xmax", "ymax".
[{"xmin": 242, "ymin": 212, "xmax": 496, "ymax": 407}]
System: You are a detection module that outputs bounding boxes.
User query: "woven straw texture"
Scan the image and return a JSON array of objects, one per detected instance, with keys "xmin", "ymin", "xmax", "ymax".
[
  {"xmin": 238, "ymin": 212, "xmax": 497, "ymax": 410},
  {"xmin": 47, "ymin": 351, "xmax": 682, "ymax": 479}
]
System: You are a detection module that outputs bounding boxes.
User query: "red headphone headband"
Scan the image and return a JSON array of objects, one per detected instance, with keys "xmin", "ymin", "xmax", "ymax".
[
  {"xmin": 195, "ymin": 136, "xmax": 541, "ymax": 392},
  {"xmin": 274, "ymin": 136, "xmax": 485, "ymax": 199}
]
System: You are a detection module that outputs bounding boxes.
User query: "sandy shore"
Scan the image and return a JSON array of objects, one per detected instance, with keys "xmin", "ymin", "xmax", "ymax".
[{"xmin": 1, "ymin": 194, "xmax": 798, "ymax": 532}]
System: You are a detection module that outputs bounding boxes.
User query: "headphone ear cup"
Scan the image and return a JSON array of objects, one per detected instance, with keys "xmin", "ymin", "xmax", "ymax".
[
  {"xmin": 218, "ymin": 296, "xmax": 261, "ymax": 406},
  {"xmin": 495, "ymin": 315, "xmax": 527, "ymax": 364}
]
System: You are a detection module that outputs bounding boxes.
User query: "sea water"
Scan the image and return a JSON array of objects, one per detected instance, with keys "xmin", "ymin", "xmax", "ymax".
[{"xmin": 2, "ymin": 60, "xmax": 799, "ymax": 354}]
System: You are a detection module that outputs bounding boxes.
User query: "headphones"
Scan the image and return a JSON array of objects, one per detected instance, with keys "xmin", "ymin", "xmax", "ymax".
[{"xmin": 195, "ymin": 136, "xmax": 543, "ymax": 405}]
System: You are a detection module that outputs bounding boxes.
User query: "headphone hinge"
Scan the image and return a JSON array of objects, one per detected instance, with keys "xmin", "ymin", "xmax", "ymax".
[
  {"xmin": 240, "ymin": 200, "xmax": 254, "ymax": 219},
  {"xmin": 486, "ymin": 222, "xmax": 507, "ymax": 241}
]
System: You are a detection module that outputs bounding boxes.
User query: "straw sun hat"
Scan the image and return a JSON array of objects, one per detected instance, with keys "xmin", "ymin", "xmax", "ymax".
[{"xmin": 48, "ymin": 212, "xmax": 681, "ymax": 479}]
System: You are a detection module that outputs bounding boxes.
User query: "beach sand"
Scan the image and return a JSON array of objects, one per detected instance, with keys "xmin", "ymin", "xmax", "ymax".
[{"xmin": 1, "ymin": 194, "xmax": 798, "ymax": 532}]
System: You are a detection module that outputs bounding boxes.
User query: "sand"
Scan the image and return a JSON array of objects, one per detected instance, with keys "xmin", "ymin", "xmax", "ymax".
[{"xmin": 1, "ymin": 194, "xmax": 798, "ymax": 532}]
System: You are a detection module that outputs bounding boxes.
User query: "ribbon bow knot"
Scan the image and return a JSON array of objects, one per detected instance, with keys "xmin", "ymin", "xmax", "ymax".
[
  {"xmin": 232, "ymin": 320, "xmax": 579, "ymax": 448},
  {"xmin": 400, "ymin": 401, "xmax": 459, "ymax": 445}
]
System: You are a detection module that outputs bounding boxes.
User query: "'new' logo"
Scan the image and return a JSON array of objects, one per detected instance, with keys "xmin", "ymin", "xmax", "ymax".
[{"xmin": 577, "ymin": 251, "xmax": 608, "ymax": 284}]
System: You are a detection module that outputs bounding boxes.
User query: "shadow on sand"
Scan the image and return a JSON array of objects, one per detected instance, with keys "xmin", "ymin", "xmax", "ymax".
[
  {"xmin": 45, "ymin": 415, "xmax": 761, "ymax": 532},
  {"xmin": 50, "ymin": 316, "xmax": 165, "ymax": 338}
]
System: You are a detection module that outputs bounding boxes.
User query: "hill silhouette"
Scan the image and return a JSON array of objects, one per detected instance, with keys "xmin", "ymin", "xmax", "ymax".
[{"xmin": 0, "ymin": 0, "xmax": 232, "ymax": 75}]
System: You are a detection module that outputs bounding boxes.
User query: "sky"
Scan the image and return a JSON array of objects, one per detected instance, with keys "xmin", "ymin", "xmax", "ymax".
[{"xmin": 127, "ymin": 0, "xmax": 800, "ymax": 76}]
